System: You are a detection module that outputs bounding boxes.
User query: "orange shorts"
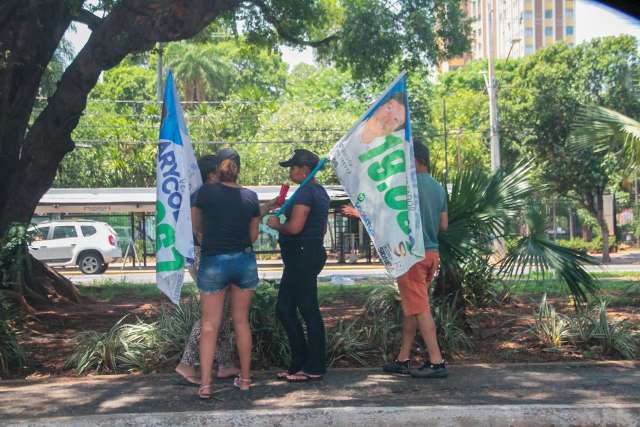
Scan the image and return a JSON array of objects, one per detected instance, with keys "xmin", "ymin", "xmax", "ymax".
[{"xmin": 396, "ymin": 251, "xmax": 440, "ymax": 316}]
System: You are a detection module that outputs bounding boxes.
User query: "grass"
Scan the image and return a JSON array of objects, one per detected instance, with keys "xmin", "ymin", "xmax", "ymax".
[
  {"xmin": 76, "ymin": 279, "xmax": 199, "ymax": 301},
  {"xmin": 76, "ymin": 279, "xmax": 378, "ymax": 306}
]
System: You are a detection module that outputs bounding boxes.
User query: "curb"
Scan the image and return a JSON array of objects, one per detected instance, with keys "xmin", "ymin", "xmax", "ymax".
[{"xmin": 4, "ymin": 404, "xmax": 640, "ymax": 427}]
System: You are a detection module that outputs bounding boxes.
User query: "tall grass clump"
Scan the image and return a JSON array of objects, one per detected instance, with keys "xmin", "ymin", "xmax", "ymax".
[
  {"xmin": 571, "ymin": 300, "xmax": 639, "ymax": 359},
  {"xmin": 249, "ymin": 282, "xmax": 290, "ymax": 368},
  {"xmin": 531, "ymin": 294, "xmax": 571, "ymax": 349}
]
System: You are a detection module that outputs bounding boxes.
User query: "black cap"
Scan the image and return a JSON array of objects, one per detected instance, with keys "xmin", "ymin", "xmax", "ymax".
[
  {"xmin": 279, "ymin": 149, "xmax": 320, "ymax": 169},
  {"xmin": 413, "ymin": 141, "xmax": 429, "ymax": 164},
  {"xmin": 216, "ymin": 147, "xmax": 240, "ymax": 169},
  {"xmin": 198, "ymin": 154, "xmax": 218, "ymax": 181}
]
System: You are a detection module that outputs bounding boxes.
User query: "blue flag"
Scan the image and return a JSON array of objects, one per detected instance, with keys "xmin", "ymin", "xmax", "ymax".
[{"xmin": 156, "ymin": 71, "xmax": 202, "ymax": 304}]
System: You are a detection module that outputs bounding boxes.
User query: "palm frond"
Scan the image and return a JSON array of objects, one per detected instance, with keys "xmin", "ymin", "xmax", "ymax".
[
  {"xmin": 439, "ymin": 162, "xmax": 534, "ymax": 272},
  {"xmin": 499, "ymin": 206, "xmax": 599, "ymax": 303},
  {"xmin": 571, "ymin": 104, "xmax": 640, "ymax": 167}
]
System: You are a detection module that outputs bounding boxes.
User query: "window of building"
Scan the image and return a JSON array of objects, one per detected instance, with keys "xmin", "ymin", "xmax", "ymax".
[
  {"xmin": 544, "ymin": 27, "xmax": 553, "ymax": 36},
  {"xmin": 52, "ymin": 226, "xmax": 77, "ymax": 239},
  {"xmin": 566, "ymin": 26, "xmax": 574, "ymax": 35},
  {"xmin": 525, "ymin": 27, "xmax": 534, "ymax": 37},
  {"xmin": 565, "ymin": 9, "xmax": 574, "ymax": 18},
  {"xmin": 525, "ymin": 45, "xmax": 534, "ymax": 55},
  {"xmin": 523, "ymin": 11, "xmax": 533, "ymax": 19},
  {"xmin": 544, "ymin": 9, "xmax": 553, "ymax": 18}
]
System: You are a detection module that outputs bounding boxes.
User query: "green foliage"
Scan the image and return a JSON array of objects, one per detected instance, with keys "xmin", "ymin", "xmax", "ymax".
[
  {"xmin": 461, "ymin": 256, "xmax": 498, "ymax": 307},
  {"xmin": 249, "ymin": 283, "xmax": 290, "ymax": 368},
  {"xmin": 323, "ymin": 0, "xmax": 471, "ymax": 80},
  {"xmin": 0, "ymin": 293, "xmax": 27, "ymax": 378},
  {"xmin": 556, "ymin": 236, "xmax": 617, "ymax": 254},
  {"xmin": 531, "ymin": 294, "xmax": 571, "ymax": 349},
  {"xmin": 362, "ymin": 284, "xmax": 472, "ymax": 360},
  {"xmin": 529, "ymin": 296, "xmax": 639, "ymax": 359},
  {"xmin": 500, "ymin": 205, "xmax": 600, "ymax": 304}
]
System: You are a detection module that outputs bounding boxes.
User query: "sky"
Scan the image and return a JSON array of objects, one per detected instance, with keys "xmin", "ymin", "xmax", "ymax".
[{"xmin": 66, "ymin": 0, "xmax": 640, "ymax": 68}]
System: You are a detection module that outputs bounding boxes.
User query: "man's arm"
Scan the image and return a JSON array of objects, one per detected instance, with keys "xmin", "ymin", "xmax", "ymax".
[{"xmin": 439, "ymin": 212, "xmax": 448, "ymax": 232}]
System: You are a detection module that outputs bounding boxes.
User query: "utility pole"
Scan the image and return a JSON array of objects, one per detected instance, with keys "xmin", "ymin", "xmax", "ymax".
[
  {"xmin": 486, "ymin": 0, "xmax": 500, "ymax": 172},
  {"xmin": 156, "ymin": 43, "xmax": 164, "ymax": 102},
  {"xmin": 442, "ymin": 98, "xmax": 449, "ymax": 188}
]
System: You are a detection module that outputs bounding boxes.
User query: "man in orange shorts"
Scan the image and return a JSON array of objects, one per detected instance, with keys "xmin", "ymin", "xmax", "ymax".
[{"xmin": 383, "ymin": 140, "xmax": 448, "ymax": 378}]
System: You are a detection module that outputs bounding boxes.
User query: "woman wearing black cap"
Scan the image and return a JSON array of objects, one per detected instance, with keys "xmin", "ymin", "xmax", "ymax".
[
  {"xmin": 193, "ymin": 148, "xmax": 261, "ymax": 399},
  {"xmin": 267, "ymin": 149, "xmax": 330, "ymax": 382}
]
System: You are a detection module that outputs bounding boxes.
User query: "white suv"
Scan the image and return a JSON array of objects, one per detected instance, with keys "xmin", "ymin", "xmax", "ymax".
[{"xmin": 28, "ymin": 220, "xmax": 122, "ymax": 274}]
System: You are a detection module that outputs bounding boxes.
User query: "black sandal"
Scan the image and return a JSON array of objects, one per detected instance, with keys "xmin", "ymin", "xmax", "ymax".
[{"xmin": 286, "ymin": 372, "xmax": 323, "ymax": 383}]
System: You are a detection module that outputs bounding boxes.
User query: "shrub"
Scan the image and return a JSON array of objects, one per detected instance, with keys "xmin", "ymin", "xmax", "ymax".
[
  {"xmin": 461, "ymin": 257, "xmax": 497, "ymax": 307},
  {"xmin": 432, "ymin": 297, "xmax": 474, "ymax": 355},
  {"xmin": 0, "ymin": 321, "xmax": 25, "ymax": 378},
  {"xmin": 570, "ymin": 300, "xmax": 639, "ymax": 359},
  {"xmin": 326, "ymin": 319, "xmax": 376, "ymax": 367},
  {"xmin": 530, "ymin": 294, "xmax": 571, "ymax": 349},
  {"xmin": 557, "ymin": 236, "xmax": 617, "ymax": 254},
  {"xmin": 0, "ymin": 290, "xmax": 27, "ymax": 378},
  {"xmin": 249, "ymin": 282, "xmax": 290, "ymax": 368}
]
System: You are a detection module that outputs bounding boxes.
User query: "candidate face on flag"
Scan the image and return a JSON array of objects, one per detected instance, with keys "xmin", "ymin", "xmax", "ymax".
[
  {"xmin": 358, "ymin": 95, "xmax": 406, "ymax": 145},
  {"xmin": 330, "ymin": 74, "xmax": 424, "ymax": 278}
]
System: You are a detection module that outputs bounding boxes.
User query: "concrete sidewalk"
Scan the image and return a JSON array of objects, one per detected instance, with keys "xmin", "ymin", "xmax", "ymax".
[{"xmin": 1, "ymin": 362, "xmax": 638, "ymax": 426}]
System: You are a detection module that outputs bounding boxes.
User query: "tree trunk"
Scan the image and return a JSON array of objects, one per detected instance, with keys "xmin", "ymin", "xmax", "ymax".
[
  {"xmin": 1, "ymin": 1, "xmax": 240, "ymax": 305},
  {"xmin": 595, "ymin": 193, "xmax": 611, "ymax": 263}
]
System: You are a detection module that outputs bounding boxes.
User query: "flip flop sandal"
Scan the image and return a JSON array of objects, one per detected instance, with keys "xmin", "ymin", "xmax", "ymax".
[
  {"xmin": 276, "ymin": 371, "xmax": 290, "ymax": 380},
  {"xmin": 198, "ymin": 384, "xmax": 213, "ymax": 400},
  {"xmin": 233, "ymin": 375, "xmax": 252, "ymax": 391},
  {"xmin": 286, "ymin": 373, "xmax": 323, "ymax": 383},
  {"xmin": 173, "ymin": 374, "xmax": 200, "ymax": 387}
]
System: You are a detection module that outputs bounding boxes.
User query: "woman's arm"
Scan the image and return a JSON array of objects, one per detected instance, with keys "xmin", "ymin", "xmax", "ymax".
[
  {"xmin": 192, "ymin": 207, "xmax": 203, "ymax": 244},
  {"xmin": 259, "ymin": 197, "xmax": 278, "ymax": 217},
  {"xmin": 249, "ymin": 216, "xmax": 261, "ymax": 243},
  {"xmin": 267, "ymin": 204, "xmax": 310, "ymax": 235}
]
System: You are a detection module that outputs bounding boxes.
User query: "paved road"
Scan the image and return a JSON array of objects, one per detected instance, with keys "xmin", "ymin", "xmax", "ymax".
[{"xmin": 2, "ymin": 362, "xmax": 638, "ymax": 426}]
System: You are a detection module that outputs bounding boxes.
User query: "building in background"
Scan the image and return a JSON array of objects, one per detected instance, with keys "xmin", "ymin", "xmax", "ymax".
[{"xmin": 442, "ymin": 0, "xmax": 575, "ymax": 71}]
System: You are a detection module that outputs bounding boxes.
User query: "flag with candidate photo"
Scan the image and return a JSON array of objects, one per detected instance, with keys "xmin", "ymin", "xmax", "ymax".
[
  {"xmin": 329, "ymin": 72, "xmax": 424, "ymax": 277},
  {"xmin": 156, "ymin": 70, "xmax": 202, "ymax": 304}
]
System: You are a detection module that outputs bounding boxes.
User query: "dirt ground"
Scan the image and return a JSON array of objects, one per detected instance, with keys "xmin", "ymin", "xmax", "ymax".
[{"xmin": 15, "ymin": 280, "xmax": 639, "ymax": 379}]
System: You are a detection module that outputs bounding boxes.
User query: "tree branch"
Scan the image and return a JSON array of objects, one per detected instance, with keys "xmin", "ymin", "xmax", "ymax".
[
  {"xmin": 72, "ymin": 8, "xmax": 103, "ymax": 31},
  {"xmin": 247, "ymin": 0, "xmax": 339, "ymax": 47}
]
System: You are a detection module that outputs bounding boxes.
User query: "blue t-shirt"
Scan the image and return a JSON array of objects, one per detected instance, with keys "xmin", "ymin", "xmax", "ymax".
[
  {"xmin": 417, "ymin": 173, "xmax": 448, "ymax": 251},
  {"xmin": 279, "ymin": 182, "xmax": 330, "ymax": 243},
  {"xmin": 196, "ymin": 183, "xmax": 260, "ymax": 256}
]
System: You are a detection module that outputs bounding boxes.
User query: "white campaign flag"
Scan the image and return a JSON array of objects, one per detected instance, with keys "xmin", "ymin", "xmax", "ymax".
[
  {"xmin": 156, "ymin": 71, "xmax": 202, "ymax": 304},
  {"xmin": 329, "ymin": 72, "xmax": 424, "ymax": 277}
]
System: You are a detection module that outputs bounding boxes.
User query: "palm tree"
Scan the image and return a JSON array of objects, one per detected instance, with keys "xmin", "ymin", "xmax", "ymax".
[
  {"xmin": 570, "ymin": 105, "xmax": 640, "ymax": 261},
  {"xmin": 435, "ymin": 162, "xmax": 599, "ymax": 312},
  {"xmin": 166, "ymin": 43, "xmax": 232, "ymax": 101},
  {"xmin": 572, "ymin": 105, "xmax": 640, "ymax": 168}
]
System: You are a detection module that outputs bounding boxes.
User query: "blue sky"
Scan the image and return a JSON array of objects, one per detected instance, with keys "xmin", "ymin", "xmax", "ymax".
[{"xmin": 66, "ymin": 0, "xmax": 640, "ymax": 68}]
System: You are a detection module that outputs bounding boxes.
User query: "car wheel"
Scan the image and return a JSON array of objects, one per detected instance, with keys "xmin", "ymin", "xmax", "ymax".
[
  {"xmin": 78, "ymin": 251, "xmax": 104, "ymax": 275},
  {"xmin": 97, "ymin": 263, "xmax": 109, "ymax": 274}
]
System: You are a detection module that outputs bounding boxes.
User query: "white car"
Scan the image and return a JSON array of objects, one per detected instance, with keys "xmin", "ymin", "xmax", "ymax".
[{"xmin": 28, "ymin": 220, "xmax": 122, "ymax": 274}]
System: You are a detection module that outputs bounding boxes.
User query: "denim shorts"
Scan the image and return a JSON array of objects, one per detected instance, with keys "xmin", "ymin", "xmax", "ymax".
[{"xmin": 197, "ymin": 250, "xmax": 259, "ymax": 293}]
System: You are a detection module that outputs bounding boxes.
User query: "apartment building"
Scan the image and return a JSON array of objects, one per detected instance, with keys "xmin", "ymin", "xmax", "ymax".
[{"xmin": 442, "ymin": 0, "xmax": 576, "ymax": 71}]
